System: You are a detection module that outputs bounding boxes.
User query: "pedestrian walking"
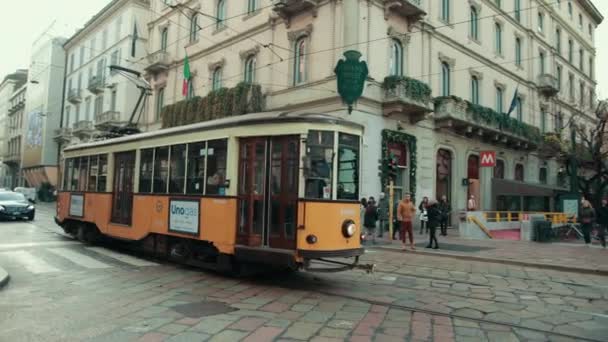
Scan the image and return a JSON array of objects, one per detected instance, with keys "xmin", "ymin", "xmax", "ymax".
[
  {"xmin": 418, "ymin": 197, "xmax": 429, "ymax": 234},
  {"xmin": 397, "ymin": 193, "xmax": 416, "ymax": 250},
  {"xmin": 467, "ymin": 195, "xmax": 477, "ymax": 211},
  {"xmin": 392, "ymin": 201, "xmax": 400, "ymax": 240},
  {"xmin": 438, "ymin": 195, "xmax": 451, "ymax": 236},
  {"xmin": 377, "ymin": 193, "xmax": 389, "ymax": 238},
  {"xmin": 596, "ymin": 198, "xmax": 608, "ymax": 248},
  {"xmin": 580, "ymin": 200, "xmax": 596, "ymax": 246},
  {"xmin": 363, "ymin": 198, "xmax": 379, "ymax": 244},
  {"xmin": 360, "ymin": 197, "xmax": 367, "ymax": 237},
  {"xmin": 426, "ymin": 199, "xmax": 441, "ymax": 249}
]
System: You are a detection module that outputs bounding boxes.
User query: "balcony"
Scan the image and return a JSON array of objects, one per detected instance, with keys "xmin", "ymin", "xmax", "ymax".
[
  {"xmin": 72, "ymin": 120, "xmax": 95, "ymax": 139},
  {"xmin": 382, "ymin": 0, "xmax": 426, "ymax": 21},
  {"xmin": 95, "ymin": 110, "xmax": 123, "ymax": 130},
  {"xmin": 537, "ymin": 74, "xmax": 559, "ymax": 97},
  {"xmin": 8, "ymin": 101, "xmax": 24, "ymax": 114},
  {"xmin": 433, "ymin": 96, "xmax": 542, "ymax": 150},
  {"xmin": 67, "ymin": 89, "xmax": 82, "ymax": 104},
  {"xmin": 382, "ymin": 76, "xmax": 433, "ymax": 124},
  {"xmin": 53, "ymin": 127, "xmax": 73, "ymax": 144},
  {"xmin": 273, "ymin": 0, "xmax": 319, "ymax": 27},
  {"xmin": 3, "ymin": 152, "xmax": 20, "ymax": 164},
  {"xmin": 87, "ymin": 76, "xmax": 106, "ymax": 94},
  {"xmin": 145, "ymin": 50, "xmax": 171, "ymax": 74}
]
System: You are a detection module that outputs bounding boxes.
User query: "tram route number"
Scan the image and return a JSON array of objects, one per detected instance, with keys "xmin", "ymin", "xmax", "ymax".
[{"xmin": 169, "ymin": 199, "xmax": 200, "ymax": 235}]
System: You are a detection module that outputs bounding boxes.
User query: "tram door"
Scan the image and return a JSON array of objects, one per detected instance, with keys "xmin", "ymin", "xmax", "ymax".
[
  {"xmin": 111, "ymin": 151, "xmax": 135, "ymax": 225},
  {"xmin": 237, "ymin": 136, "xmax": 299, "ymax": 249}
]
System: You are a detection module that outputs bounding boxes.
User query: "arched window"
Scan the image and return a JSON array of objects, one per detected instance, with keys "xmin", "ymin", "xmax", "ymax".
[
  {"xmin": 293, "ymin": 37, "xmax": 306, "ymax": 85},
  {"xmin": 539, "ymin": 51, "xmax": 546, "ymax": 73},
  {"xmin": 441, "ymin": 62, "xmax": 450, "ymax": 96},
  {"xmin": 515, "ymin": 37, "xmax": 522, "ymax": 66},
  {"xmin": 189, "ymin": 14, "xmax": 199, "ymax": 43},
  {"xmin": 494, "ymin": 160, "xmax": 505, "ymax": 179},
  {"xmin": 470, "ymin": 7, "xmax": 479, "ymax": 40},
  {"xmin": 216, "ymin": 0, "xmax": 226, "ymax": 29},
  {"xmin": 441, "ymin": 0, "xmax": 450, "ymax": 22},
  {"xmin": 514, "ymin": 0, "xmax": 521, "ymax": 22},
  {"xmin": 539, "ymin": 167, "xmax": 547, "ymax": 184},
  {"xmin": 389, "ymin": 39, "xmax": 403, "ymax": 76},
  {"xmin": 212, "ymin": 67, "xmax": 222, "ymax": 91},
  {"xmin": 247, "ymin": 0, "xmax": 257, "ymax": 14},
  {"xmin": 568, "ymin": 39, "xmax": 573, "ymax": 62},
  {"xmin": 470, "ymin": 76, "xmax": 479, "ymax": 104},
  {"xmin": 568, "ymin": 2, "xmax": 573, "ymax": 18},
  {"xmin": 496, "ymin": 87, "xmax": 503, "ymax": 113},
  {"xmin": 160, "ymin": 27, "xmax": 168, "ymax": 52},
  {"xmin": 244, "ymin": 55, "xmax": 256, "ymax": 83},
  {"xmin": 515, "ymin": 164, "xmax": 524, "ymax": 181},
  {"xmin": 495, "ymin": 23, "xmax": 502, "ymax": 54},
  {"xmin": 555, "ymin": 28, "xmax": 561, "ymax": 54},
  {"xmin": 516, "ymin": 97, "xmax": 523, "ymax": 121}
]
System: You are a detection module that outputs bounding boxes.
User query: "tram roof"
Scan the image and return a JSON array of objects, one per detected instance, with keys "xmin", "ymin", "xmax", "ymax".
[{"xmin": 64, "ymin": 111, "xmax": 363, "ymax": 152}]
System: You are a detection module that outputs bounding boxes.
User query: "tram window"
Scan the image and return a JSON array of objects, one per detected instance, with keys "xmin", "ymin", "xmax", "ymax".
[
  {"xmin": 79, "ymin": 157, "xmax": 89, "ymax": 191},
  {"xmin": 139, "ymin": 149, "xmax": 154, "ymax": 193},
  {"xmin": 64, "ymin": 159, "xmax": 73, "ymax": 190},
  {"xmin": 153, "ymin": 146, "xmax": 169, "ymax": 193},
  {"xmin": 98, "ymin": 155, "xmax": 108, "ymax": 192},
  {"xmin": 337, "ymin": 133, "xmax": 360, "ymax": 200},
  {"xmin": 305, "ymin": 130, "xmax": 334, "ymax": 199},
  {"xmin": 186, "ymin": 142, "xmax": 205, "ymax": 194},
  {"xmin": 88, "ymin": 156, "xmax": 99, "ymax": 191},
  {"xmin": 206, "ymin": 139, "xmax": 227, "ymax": 195},
  {"xmin": 71, "ymin": 158, "xmax": 80, "ymax": 191},
  {"xmin": 169, "ymin": 144, "xmax": 187, "ymax": 194}
]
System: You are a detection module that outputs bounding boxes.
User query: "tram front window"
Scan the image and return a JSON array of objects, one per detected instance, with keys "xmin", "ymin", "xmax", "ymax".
[
  {"xmin": 337, "ymin": 133, "xmax": 360, "ymax": 200},
  {"xmin": 305, "ymin": 130, "xmax": 333, "ymax": 199}
]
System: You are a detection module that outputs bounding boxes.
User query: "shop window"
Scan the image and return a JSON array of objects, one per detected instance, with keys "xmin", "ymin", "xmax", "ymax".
[
  {"xmin": 337, "ymin": 133, "xmax": 359, "ymax": 200},
  {"xmin": 139, "ymin": 149, "xmax": 154, "ymax": 193},
  {"xmin": 153, "ymin": 146, "xmax": 169, "ymax": 193},
  {"xmin": 305, "ymin": 130, "xmax": 334, "ymax": 199},
  {"xmin": 169, "ymin": 144, "xmax": 187, "ymax": 193}
]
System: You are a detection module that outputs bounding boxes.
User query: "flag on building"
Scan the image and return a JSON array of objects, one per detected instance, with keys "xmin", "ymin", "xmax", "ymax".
[
  {"xmin": 182, "ymin": 53, "xmax": 191, "ymax": 97},
  {"xmin": 506, "ymin": 87, "xmax": 519, "ymax": 117}
]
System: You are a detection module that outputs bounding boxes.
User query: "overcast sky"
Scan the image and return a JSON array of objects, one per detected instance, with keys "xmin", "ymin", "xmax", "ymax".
[{"xmin": 1, "ymin": 1, "xmax": 607, "ymax": 98}]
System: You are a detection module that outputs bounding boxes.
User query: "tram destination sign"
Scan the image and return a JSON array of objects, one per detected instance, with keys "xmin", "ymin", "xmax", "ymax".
[
  {"xmin": 169, "ymin": 199, "xmax": 200, "ymax": 235},
  {"xmin": 335, "ymin": 50, "xmax": 368, "ymax": 114}
]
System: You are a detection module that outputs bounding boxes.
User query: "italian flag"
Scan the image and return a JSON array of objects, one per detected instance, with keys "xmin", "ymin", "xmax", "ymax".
[{"xmin": 182, "ymin": 53, "xmax": 191, "ymax": 96}]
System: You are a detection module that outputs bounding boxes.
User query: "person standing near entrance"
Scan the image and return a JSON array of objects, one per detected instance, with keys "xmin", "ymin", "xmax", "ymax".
[
  {"xmin": 363, "ymin": 198, "xmax": 379, "ymax": 244},
  {"xmin": 438, "ymin": 195, "xmax": 451, "ymax": 236},
  {"xmin": 418, "ymin": 197, "xmax": 429, "ymax": 234},
  {"xmin": 467, "ymin": 195, "xmax": 477, "ymax": 211},
  {"xmin": 580, "ymin": 200, "xmax": 596, "ymax": 246},
  {"xmin": 377, "ymin": 193, "xmax": 389, "ymax": 238},
  {"xmin": 596, "ymin": 198, "xmax": 608, "ymax": 248},
  {"xmin": 397, "ymin": 193, "xmax": 416, "ymax": 250},
  {"xmin": 426, "ymin": 199, "xmax": 441, "ymax": 249}
]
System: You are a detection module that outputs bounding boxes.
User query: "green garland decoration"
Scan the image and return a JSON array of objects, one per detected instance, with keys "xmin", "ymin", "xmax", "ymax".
[
  {"xmin": 380, "ymin": 129, "xmax": 417, "ymax": 203},
  {"xmin": 160, "ymin": 82, "xmax": 264, "ymax": 128}
]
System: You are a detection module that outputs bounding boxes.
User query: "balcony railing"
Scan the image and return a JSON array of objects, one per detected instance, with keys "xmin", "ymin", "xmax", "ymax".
[
  {"xmin": 382, "ymin": 76, "xmax": 433, "ymax": 123},
  {"xmin": 537, "ymin": 74, "xmax": 559, "ymax": 97},
  {"xmin": 382, "ymin": 0, "xmax": 426, "ymax": 20},
  {"xmin": 87, "ymin": 76, "xmax": 105, "ymax": 94},
  {"xmin": 53, "ymin": 127, "xmax": 72, "ymax": 144},
  {"xmin": 67, "ymin": 89, "xmax": 82, "ymax": 104},
  {"xmin": 95, "ymin": 110, "xmax": 122, "ymax": 130},
  {"xmin": 145, "ymin": 50, "xmax": 171, "ymax": 74},
  {"xmin": 72, "ymin": 120, "xmax": 95, "ymax": 139},
  {"xmin": 433, "ymin": 96, "xmax": 542, "ymax": 150},
  {"xmin": 273, "ymin": 0, "xmax": 319, "ymax": 27}
]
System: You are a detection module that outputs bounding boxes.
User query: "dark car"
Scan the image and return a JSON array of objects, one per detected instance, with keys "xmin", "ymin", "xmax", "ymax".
[{"xmin": 0, "ymin": 191, "xmax": 35, "ymax": 221}]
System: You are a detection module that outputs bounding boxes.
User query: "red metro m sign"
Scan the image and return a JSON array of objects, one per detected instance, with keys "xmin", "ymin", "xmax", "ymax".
[{"xmin": 480, "ymin": 151, "xmax": 496, "ymax": 167}]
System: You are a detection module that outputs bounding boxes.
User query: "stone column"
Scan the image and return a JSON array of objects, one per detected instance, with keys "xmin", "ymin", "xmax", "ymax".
[{"xmin": 480, "ymin": 167, "xmax": 493, "ymax": 210}]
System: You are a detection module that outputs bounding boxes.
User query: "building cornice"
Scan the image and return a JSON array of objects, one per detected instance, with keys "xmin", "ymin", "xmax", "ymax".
[
  {"xmin": 579, "ymin": 0, "xmax": 604, "ymax": 25},
  {"xmin": 64, "ymin": 0, "xmax": 150, "ymax": 49}
]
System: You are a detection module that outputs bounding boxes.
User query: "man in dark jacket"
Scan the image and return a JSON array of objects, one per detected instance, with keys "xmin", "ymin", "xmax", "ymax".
[
  {"xmin": 363, "ymin": 198, "xmax": 378, "ymax": 244},
  {"xmin": 596, "ymin": 198, "xmax": 608, "ymax": 248},
  {"xmin": 438, "ymin": 195, "xmax": 451, "ymax": 236},
  {"xmin": 580, "ymin": 200, "xmax": 596, "ymax": 246},
  {"xmin": 426, "ymin": 200, "xmax": 441, "ymax": 249}
]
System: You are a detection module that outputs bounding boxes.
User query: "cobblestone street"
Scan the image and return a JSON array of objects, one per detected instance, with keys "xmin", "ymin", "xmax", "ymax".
[{"xmin": 1, "ymin": 205, "xmax": 608, "ymax": 341}]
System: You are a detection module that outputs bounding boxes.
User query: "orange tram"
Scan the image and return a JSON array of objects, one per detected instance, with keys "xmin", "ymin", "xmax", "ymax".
[{"xmin": 55, "ymin": 112, "xmax": 373, "ymax": 273}]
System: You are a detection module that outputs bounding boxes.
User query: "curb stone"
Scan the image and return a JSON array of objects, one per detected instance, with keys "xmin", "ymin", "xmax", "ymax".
[
  {"xmin": 372, "ymin": 246, "xmax": 608, "ymax": 276},
  {"xmin": 0, "ymin": 266, "xmax": 9, "ymax": 289}
]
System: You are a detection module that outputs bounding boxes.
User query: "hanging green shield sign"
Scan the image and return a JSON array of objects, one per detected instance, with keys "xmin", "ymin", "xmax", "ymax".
[{"xmin": 334, "ymin": 50, "xmax": 368, "ymax": 114}]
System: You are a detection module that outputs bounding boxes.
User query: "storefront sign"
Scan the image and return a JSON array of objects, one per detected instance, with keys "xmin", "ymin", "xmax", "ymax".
[
  {"xmin": 169, "ymin": 199, "xmax": 200, "ymax": 235},
  {"xmin": 480, "ymin": 151, "xmax": 496, "ymax": 167},
  {"xmin": 335, "ymin": 50, "xmax": 368, "ymax": 114},
  {"xmin": 69, "ymin": 194, "xmax": 84, "ymax": 217}
]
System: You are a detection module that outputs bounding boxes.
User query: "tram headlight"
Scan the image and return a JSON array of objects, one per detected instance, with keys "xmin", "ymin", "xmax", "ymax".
[
  {"xmin": 306, "ymin": 234, "xmax": 318, "ymax": 244},
  {"xmin": 341, "ymin": 219, "xmax": 356, "ymax": 238}
]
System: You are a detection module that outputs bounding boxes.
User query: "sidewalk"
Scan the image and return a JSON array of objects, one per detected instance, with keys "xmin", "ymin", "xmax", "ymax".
[
  {"xmin": 0, "ymin": 265, "xmax": 9, "ymax": 289},
  {"xmin": 367, "ymin": 228, "xmax": 608, "ymax": 275}
]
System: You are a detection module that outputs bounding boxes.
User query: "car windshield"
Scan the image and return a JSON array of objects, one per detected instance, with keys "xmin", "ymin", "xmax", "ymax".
[{"xmin": 0, "ymin": 192, "xmax": 26, "ymax": 201}]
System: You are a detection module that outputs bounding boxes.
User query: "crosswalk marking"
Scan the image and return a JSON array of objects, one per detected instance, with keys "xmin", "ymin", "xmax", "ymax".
[
  {"xmin": 0, "ymin": 241, "xmax": 79, "ymax": 251},
  {"xmin": 86, "ymin": 247, "xmax": 159, "ymax": 267},
  {"xmin": 47, "ymin": 248, "xmax": 112, "ymax": 269},
  {"xmin": 1, "ymin": 250, "xmax": 60, "ymax": 274}
]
